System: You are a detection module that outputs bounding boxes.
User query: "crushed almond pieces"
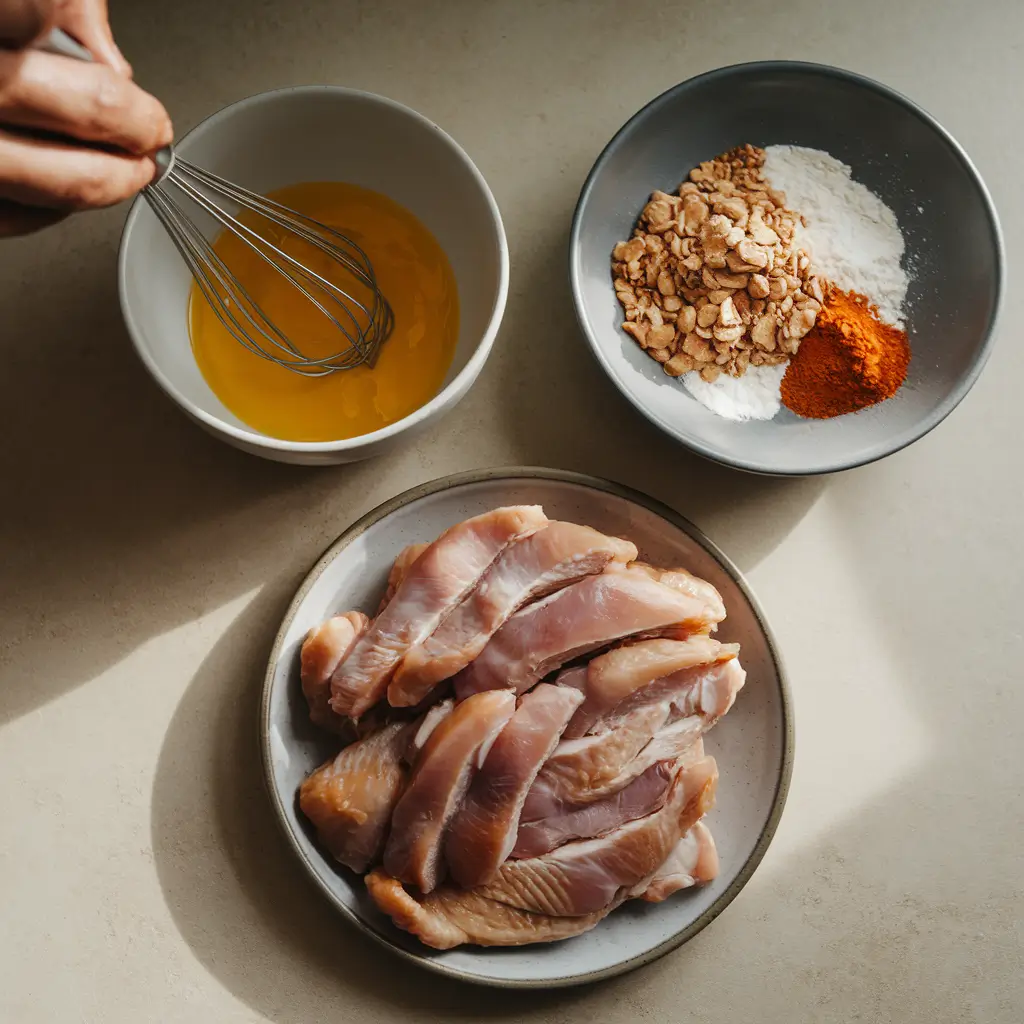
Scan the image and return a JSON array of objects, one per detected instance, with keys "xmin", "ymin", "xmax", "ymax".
[{"xmin": 611, "ymin": 144, "xmax": 825, "ymax": 383}]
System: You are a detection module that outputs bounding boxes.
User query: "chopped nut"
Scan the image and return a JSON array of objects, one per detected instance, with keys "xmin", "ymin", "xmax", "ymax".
[
  {"xmin": 664, "ymin": 352, "xmax": 697, "ymax": 376},
  {"xmin": 695, "ymin": 325, "xmax": 714, "ymax": 340},
  {"xmin": 683, "ymin": 332, "xmax": 714, "ymax": 361},
  {"xmin": 651, "ymin": 347, "xmax": 671, "ymax": 363},
  {"xmin": 657, "ymin": 270, "xmax": 676, "ymax": 296},
  {"xmin": 715, "ymin": 270, "xmax": 749, "ymax": 290},
  {"xmin": 678, "ymin": 304, "xmax": 697, "ymax": 333},
  {"xmin": 647, "ymin": 324, "xmax": 675, "ymax": 349},
  {"xmin": 748, "ymin": 273, "xmax": 770, "ymax": 299},
  {"xmin": 713, "ymin": 323, "xmax": 745, "ymax": 344},
  {"xmin": 718, "ymin": 296, "xmax": 742, "ymax": 327},
  {"xmin": 768, "ymin": 276, "xmax": 788, "ymax": 301},
  {"xmin": 697, "ymin": 304, "xmax": 720, "ymax": 328},
  {"xmin": 700, "ymin": 365, "xmax": 722, "ymax": 383},
  {"xmin": 751, "ymin": 315, "xmax": 776, "ymax": 350},
  {"xmin": 663, "ymin": 295, "xmax": 683, "ymax": 313}
]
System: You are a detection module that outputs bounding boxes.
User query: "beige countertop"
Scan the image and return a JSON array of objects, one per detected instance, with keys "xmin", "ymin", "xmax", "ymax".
[{"xmin": 1, "ymin": 0, "xmax": 1021, "ymax": 1020}]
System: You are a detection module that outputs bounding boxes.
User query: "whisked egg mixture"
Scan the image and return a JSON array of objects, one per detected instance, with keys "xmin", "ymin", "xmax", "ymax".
[{"xmin": 188, "ymin": 181, "xmax": 460, "ymax": 442}]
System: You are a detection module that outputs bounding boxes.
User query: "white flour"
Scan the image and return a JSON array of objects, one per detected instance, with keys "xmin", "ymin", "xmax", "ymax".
[
  {"xmin": 683, "ymin": 362, "xmax": 786, "ymax": 422},
  {"xmin": 762, "ymin": 145, "xmax": 908, "ymax": 327},
  {"xmin": 683, "ymin": 145, "xmax": 908, "ymax": 421}
]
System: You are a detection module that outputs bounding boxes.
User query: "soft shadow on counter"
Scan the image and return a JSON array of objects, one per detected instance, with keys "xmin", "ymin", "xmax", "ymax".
[
  {"xmin": 0, "ymin": 234, "xmax": 415, "ymax": 727},
  {"xmin": 149, "ymin": 583, "xmax": 584, "ymax": 1021}
]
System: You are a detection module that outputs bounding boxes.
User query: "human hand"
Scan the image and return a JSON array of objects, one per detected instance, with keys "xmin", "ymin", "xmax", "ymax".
[{"xmin": 0, "ymin": 0, "xmax": 172, "ymax": 236}]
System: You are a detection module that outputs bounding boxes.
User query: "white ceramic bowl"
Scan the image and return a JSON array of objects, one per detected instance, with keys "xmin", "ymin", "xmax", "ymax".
[
  {"xmin": 119, "ymin": 87, "xmax": 508, "ymax": 464},
  {"xmin": 261, "ymin": 469, "xmax": 793, "ymax": 988}
]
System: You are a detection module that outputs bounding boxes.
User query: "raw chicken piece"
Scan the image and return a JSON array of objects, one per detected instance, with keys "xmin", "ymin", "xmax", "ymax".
[
  {"xmin": 454, "ymin": 568, "xmax": 719, "ymax": 700},
  {"xmin": 513, "ymin": 758, "xmax": 677, "ymax": 859},
  {"xmin": 603, "ymin": 655, "xmax": 746, "ymax": 732},
  {"xmin": 564, "ymin": 636, "xmax": 739, "ymax": 738},
  {"xmin": 633, "ymin": 822, "xmax": 719, "ymax": 902},
  {"xmin": 330, "ymin": 506, "xmax": 547, "ymax": 718},
  {"xmin": 377, "ymin": 543, "xmax": 429, "ymax": 614},
  {"xmin": 300, "ymin": 612, "xmax": 370, "ymax": 736},
  {"xmin": 389, "ymin": 523, "xmax": 638, "ymax": 707},
  {"xmin": 365, "ymin": 869, "xmax": 618, "ymax": 949},
  {"xmin": 478, "ymin": 756, "xmax": 717, "ymax": 916},
  {"xmin": 298, "ymin": 721, "xmax": 408, "ymax": 872},
  {"xmin": 521, "ymin": 704, "xmax": 672, "ymax": 822},
  {"xmin": 446, "ymin": 684, "xmax": 584, "ymax": 888},
  {"xmin": 383, "ymin": 690, "xmax": 516, "ymax": 893},
  {"xmin": 631, "ymin": 563, "xmax": 726, "ymax": 628}
]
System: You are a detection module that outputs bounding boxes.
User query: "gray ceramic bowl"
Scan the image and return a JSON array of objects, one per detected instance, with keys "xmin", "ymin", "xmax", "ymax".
[{"xmin": 570, "ymin": 62, "xmax": 1004, "ymax": 475}]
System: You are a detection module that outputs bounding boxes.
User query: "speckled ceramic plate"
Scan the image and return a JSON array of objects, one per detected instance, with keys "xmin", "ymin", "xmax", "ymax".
[{"xmin": 260, "ymin": 468, "xmax": 792, "ymax": 988}]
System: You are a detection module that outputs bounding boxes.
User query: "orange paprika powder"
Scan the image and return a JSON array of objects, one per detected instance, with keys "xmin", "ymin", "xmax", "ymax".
[{"xmin": 781, "ymin": 287, "xmax": 910, "ymax": 419}]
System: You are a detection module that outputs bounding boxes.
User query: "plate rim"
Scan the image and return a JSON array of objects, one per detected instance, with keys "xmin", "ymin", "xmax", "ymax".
[{"xmin": 259, "ymin": 466, "xmax": 795, "ymax": 988}]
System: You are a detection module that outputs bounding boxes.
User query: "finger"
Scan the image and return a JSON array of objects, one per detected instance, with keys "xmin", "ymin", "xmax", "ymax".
[
  {"xmin": 55, "ymin": 0, "xmax": 131, "ymax": 76},
  {"xmin": 0, "ymin": 196, "xmax": 66, "ymax": 236},
  {"xmin": 0, "ymin": 50, "xmax": 172, "ymax": 153},
  {"xmin": 0, "ymin": 127, "xmax": 156, "ymax": 209},
  {"xmin": 0, "ymin": 0, "xmax": 55, "ymax": 49}
]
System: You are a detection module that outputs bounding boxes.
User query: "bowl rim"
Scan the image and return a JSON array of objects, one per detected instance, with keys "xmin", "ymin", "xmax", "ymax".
[
  {"xmin": 117, "ymin": 85, "xmax": 509, "ymax": 454},
  {"xmin": 569, "ymin": 60, "xmax": 1006, "ymax": 476},
  {"xmin": 259, "ymin": 466, "xmax": 795, "ymax": 988}
]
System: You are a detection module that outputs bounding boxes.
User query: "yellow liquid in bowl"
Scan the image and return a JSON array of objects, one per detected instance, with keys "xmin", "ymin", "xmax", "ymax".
[{"xmin": 188, "ymin": 181, "xmax": 460, "ymax": 442}]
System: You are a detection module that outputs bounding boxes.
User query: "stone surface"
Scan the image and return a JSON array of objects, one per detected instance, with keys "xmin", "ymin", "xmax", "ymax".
[{"xmin": 0, "ymin": 0, "xmax": 1020, "ymax": 1020}]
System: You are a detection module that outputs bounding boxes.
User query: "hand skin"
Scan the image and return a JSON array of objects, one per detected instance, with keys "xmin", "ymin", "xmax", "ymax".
[{"xmin": 0, "ymin": 0, "xmax": 172, "ymax": 236}]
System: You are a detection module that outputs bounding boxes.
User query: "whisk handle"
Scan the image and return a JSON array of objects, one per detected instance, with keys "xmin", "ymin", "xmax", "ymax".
[{"xmin": 38, "ymin": 27, "xmax": 175, "ymax": 184}]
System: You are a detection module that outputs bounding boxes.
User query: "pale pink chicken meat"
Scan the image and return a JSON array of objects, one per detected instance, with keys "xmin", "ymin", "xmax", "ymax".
[
  {"xmin": 377, "ymin": 543, "xmax": 430, "ymax": 614},
  {"xmin": 521, "ymin": 703, "xmax": 673, "ymax": 822},
  {"xmin": 299, "ymin": 612, "xmax": 370, "ymax": 736},
  {"xmin": 513, "ymin": 757, "xmax": 678, "ymax": 859},
  {"xmin": 453, "ymin": 567, "xmax": 721, "ymax": 700},
  {"xmin": 365, "ymin": 869, "xmax": 619, "ymax": 949},
  {"xmin": 389, "ymin": 523, "xmax": 637, "ymax": 707},
  {"xmin": 445, "ymin": 683, "xmax": 584, "ymax": 888},
  {"xmin": 631, "ymin": 563, "xmax": 726, "ymax": 628},
  {"xmin": 478, "ymin": 755, "xmax": 718, "ymax": 916},
  {"xmin": 564, "ymin": 636, "xmax": 739, "ymax": 738},
  {"xmin": 298, "ymin": 720, "xmax": 408, "ymax": 872},
  {"xmin": 383, "ymin": 690, "xmax": 515, "ymax": 893},
  {"xmin": 330, "ymin": 506, "xmax": 547, "ymax": 718},
  {"xmin": 521, "ymin": 658, "xmax": 743, "ymax": 819},
  {"xmin": 633, "ymin": 821, "xmax": 719, "ymax": 902}
]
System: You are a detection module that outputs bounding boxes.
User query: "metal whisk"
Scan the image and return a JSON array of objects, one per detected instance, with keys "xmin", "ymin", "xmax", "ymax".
[{"xmin": 43, "ymin": 30, "xmax": 394, "ymax": 376}]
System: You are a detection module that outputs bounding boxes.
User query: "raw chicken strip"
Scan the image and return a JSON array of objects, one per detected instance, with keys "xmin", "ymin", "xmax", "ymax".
[
  {"xmin": 454, "ymin": 568, "xmax": 718, "ymax": 700},
  {"xmin": 479, "ymin": 756, "xmax": 717, "ymax": 917},
  {"xmin": 389, "ymin": 523, "xmax": 637, "ymax": 706},
  {"xmin": 633, "ymin": 822, "xmax": 719, "ymax": 902},
  {"xmin": 521, "ymin": 704, "xmax": 672, "ymax": 822},
  {"xmin": 330, "ymin": 506, "xmax": 547, "ymax": 718},
  {"xmin": 632, "ymin": 563, "xmax": 726, "ymax": 628},
  {"xmin": 383, "ymin": 690, "xmax": 515, "ymax": 893},
  {"xmin": 365, "ymin": 869, "xmax": 618, "ymax": 949},
  {"xmin": 604, "ymin": 654, "xmax": 745, "ymax": 732},
  {"xmin": 298, "ymin": 721, "xmax": 408, "ymax": 872},
  {"xmin": 377, "ymin": 543, "xmax": 429, "ymax": 614},
  {"xmin": 300, "ymin": 612, "xmax": 370, "ymax": 736},
  {"xmin": 446, "ymin": 684, "xmax": 584, "ymax": 888},
  {"xmin": 513, "ymin": 758, "xmax": 677, "ymax": 859},
  {"xmin": 564, "ymin": 636, "xmax": 738, "ymax": 738}
]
